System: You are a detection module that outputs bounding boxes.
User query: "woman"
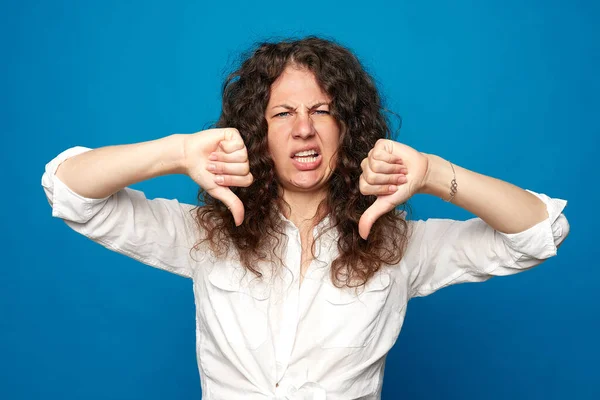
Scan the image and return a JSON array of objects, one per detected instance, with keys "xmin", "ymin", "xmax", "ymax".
[{"xmin": 42, "ymin": 37, "xmax": 569, "ymax": 399}]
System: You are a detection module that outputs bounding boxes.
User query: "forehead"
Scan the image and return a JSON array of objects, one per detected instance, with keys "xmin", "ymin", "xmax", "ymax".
[{"xmin": 269, "ymin": 66, "xmax": 330, "ymax": 103}]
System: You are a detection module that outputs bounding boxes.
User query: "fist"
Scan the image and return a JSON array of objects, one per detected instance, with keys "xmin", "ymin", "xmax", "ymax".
[
  {"xmin": 358, "ymin": 139, "xmax": 428, "ymax": 239},
  {"xmin": 183, "ymin": 128, "xmax": 253, "ymax": 226}
]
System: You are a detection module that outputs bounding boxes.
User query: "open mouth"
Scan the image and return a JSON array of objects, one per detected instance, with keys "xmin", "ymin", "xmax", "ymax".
[{"xmin": 292, "ymin": 149, "xmax": 320, "ymax": 164}]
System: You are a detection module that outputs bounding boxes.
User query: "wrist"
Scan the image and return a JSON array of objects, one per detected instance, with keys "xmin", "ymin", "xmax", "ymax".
[
  {"xmin": 419, "ymin": 153, "xmax": 454, "ymax": 199},
  {"xmin": 153, "ymin": 134, "xmax": 188, "ymax": 176}
]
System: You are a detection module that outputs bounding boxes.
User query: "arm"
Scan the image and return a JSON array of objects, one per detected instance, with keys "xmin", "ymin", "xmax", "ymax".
[
  {"xmin": 404, "ymin": 199, "xmax": 568, "ymax": 298},
  {"xmin": 42, "ymin": 129, "xmax": 253, "ymax": 278},
  {"xmin": 419, "ymin": 153, "xmax": 548, "ymax": 234},
  {"xmin": 358, "ymin": 139, "xmax": 565, "ymax": 239},
  {"xmin": 55, "ymin": 134, "xmax": 186, "ymax": 199},
  {"xmin": 358, "ymin": 139, "xmax": 569, "ymax": 298},
  {"xmin": 55, "ymin": 129, "xmax": 252, "ymax": 224}
]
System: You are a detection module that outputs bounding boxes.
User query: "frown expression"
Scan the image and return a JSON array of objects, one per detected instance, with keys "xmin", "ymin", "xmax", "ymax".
[{"xmin": 266, "ymin": 66, "xmax": 340, "ymax": 194}]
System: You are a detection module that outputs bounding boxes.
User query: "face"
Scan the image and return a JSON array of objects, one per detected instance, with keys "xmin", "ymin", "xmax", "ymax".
[{"xmin": 265, "ymin": 66, "xmax": 340, "ymax": 194}]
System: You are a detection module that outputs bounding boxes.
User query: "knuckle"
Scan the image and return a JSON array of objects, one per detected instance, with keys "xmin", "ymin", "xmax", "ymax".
[
  {"xmin": 233, "ymin": 141, "xmax": 245, "ymax": 153},
  {"xmin": 370, "ymin": 159, "xmax": 382, "ymax": 172},
  {"xmin": 359, "ymin": 180, "xmax": 368, "ymax": 195},
  {"xmin": 221, "ymin": 142, "xmax": 232, "ymax": 152},
  {"xmin": 359, "ymin": 178, "xmax": 374, "ymax": 195},
  {"xmin": 360, "ymin": 158, "xmax": 368, "ymax": 170},
  {"xmin": 373, "ymin": 149, "xmax": 386, "ymax": 160}
]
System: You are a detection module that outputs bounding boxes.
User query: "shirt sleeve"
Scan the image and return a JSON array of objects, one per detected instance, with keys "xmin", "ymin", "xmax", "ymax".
[
  {"xmin": 404, "ymin": 190, "xmax": 569, "ymax": 298},
  {"xmin": 41, "ymin": 146, "xmax": 202, "ymax": 279}
]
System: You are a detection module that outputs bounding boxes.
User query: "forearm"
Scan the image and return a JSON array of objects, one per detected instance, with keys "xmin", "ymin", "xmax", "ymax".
[
  {"xmin": 419, "ymin": 154, "xmax": 548, "ymax": 234},
  {"xmin": 55, "ymin": 134, "xmax": 186, "ymax": 199}
]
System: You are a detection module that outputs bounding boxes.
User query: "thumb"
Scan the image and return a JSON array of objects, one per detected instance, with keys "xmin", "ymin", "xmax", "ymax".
[
  {"xmin": 207, "ymin": 186, "xmax": 245, "ymax": 226},
  {"xmin": 358, "ymin": 197, "xmax": 396, "ymax": 240}
]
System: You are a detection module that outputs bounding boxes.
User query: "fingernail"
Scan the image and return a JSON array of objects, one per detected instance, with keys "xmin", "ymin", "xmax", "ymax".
[
  {"xmin": 397, "ymin": 176, "xmax": 406, "ymax": 184},
  {"xmin": 389, "ymin": 185, "xmax": 398, "ymax": 192},
  {"xmin": 208, "ymin": 153, "xmax": 217, "ymax": 161},
  {"xmin": 207, "ymin": 163, "xmax": 216, "ymax": 171},
  {"xmin": 214, "ymin": 176, "xmax": 224, "ymax": 184}
]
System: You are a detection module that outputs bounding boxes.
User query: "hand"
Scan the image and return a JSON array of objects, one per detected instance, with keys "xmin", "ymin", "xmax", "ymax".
[
  {"xmin": 183, "ymin": 128, "xmax": 253, "ymax": 226},
  {"xmin": 358, "ymin": 139, "xmax": 428, "ymax": 239}
]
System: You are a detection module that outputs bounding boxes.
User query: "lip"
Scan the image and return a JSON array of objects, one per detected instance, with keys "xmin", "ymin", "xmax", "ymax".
[
  {"xmin": 289, "ymin": 146, "xmax": 320, "ymax": 158},
  {"xmin": 291, "ymin": 154, "xmax": 322, "ymax": 171}
]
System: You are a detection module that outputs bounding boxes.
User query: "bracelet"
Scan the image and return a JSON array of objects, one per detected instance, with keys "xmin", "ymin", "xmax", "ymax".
[{"xmin": 445, "ymin": 162, "xmax": 458, "ymax": 203}]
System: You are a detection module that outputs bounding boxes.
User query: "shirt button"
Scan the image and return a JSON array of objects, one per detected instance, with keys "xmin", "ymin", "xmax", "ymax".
[{"xmin": 276, "ymin": 383, "xmax": 279, "ymax": 388}]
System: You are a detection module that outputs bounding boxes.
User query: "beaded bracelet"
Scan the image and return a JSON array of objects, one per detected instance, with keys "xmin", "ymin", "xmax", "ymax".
[{"xmin": 445, "ymin": 162, "xmax": 458, "ymax": 203}]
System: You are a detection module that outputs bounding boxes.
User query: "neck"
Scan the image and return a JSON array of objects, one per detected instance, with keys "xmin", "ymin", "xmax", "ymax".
[{"xmin": 279, "ymin": 188, "xmax": 328, "ymax": 230}]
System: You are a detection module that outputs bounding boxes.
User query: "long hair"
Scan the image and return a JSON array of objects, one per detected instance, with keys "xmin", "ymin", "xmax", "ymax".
[{"xmin": 195, "ymin": 36, "xmax": 410, "ymax": 287}]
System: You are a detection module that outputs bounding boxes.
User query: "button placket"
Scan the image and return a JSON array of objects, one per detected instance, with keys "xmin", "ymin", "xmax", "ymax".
[{"xmin": 274, "ymin": 228, "xmax": 302, "ymax": 382}]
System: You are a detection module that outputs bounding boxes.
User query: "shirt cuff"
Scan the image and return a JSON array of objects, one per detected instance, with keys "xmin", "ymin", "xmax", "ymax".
[
  {"xmin": 499, "ymin": 189, "xmax": 568, "ymax": 260},
  {"xmin": 42, "ymin": 146, "xmax": 111, "ymax": 223}
]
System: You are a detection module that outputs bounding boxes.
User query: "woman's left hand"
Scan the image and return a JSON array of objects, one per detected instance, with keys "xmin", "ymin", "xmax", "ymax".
[{"xmin": 358, "ymin": 139, "xmax": 429, "ymax": 239}]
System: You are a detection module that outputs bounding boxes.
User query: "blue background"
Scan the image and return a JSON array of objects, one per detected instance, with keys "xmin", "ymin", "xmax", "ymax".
[{"xmin": 1, "ymin": 0, "xmax": 598, "ymax": 399}]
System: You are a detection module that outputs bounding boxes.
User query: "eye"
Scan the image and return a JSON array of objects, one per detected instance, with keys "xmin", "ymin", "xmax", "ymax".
[
  {"xmin": 274, "ymin": 111, "xmax": 291, "ymax": 118},
  {"xmin": 313, "ymin": 109, "xmax": 330, "ymax": 115}
]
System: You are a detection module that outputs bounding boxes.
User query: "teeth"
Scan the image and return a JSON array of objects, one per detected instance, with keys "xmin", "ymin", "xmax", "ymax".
[
  {"xmin": 294, "ymin": 150, "xmax": 318, "ymax": 157},
  {"xmin": 295, "ymin": 156, "xmax": 317, "ymax": 163}
]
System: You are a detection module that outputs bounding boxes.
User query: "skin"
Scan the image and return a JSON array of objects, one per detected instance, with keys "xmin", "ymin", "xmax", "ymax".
[
  {"xmin": 260, "ymin": 66, "xmax": 342, "ymax": 282},
  {"xmin": 264, "ymin": 66, "xmax": 341, "ymax": 227},
  {"xmin": 358, "ymin": 140, "xmax": 549, "ymax": 239},
  {"xmin": 56, "ymin": 67, "xmax": 550, "ymax": 250}
]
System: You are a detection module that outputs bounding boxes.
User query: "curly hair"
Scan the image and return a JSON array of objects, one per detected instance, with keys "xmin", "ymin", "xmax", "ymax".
[{"xmin": 195, "ymin": 36, "xmax": 410, "ymax": 287}]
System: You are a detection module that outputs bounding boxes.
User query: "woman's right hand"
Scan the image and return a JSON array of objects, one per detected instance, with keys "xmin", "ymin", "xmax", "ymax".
[{"xmin": 182, "ymin": 128, "xmax": 253, "ymax": 226}]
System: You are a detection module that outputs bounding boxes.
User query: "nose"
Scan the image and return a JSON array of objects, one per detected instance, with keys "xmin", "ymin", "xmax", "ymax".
[{"xmin": 292, "ymin": 111, "xmax": 315, "ymax": 139}]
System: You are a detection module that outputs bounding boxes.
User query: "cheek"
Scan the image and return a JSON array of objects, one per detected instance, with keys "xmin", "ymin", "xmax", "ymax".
[
  {"xmin": 267, "ymin": 139, "xmax": 285, "ymax": 167},
  {"xmin": 267, "ymin": 124, "xmax": 284, "ymax": 146},
  {"xmin": 316, "ymin": 120, "xmax": 340, "ymax": 143},
  {"xmin": 266, "ymin": 131, "xmax": 277, "ymax": 155},
  {"xmin": 324, "ymin": 133, "xmax": 341, "ymax": 154}
]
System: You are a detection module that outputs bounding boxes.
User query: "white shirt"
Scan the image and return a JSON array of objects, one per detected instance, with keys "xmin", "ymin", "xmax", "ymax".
[{"xmin": 42, "ymin": 147, "xmax": 570, "ymax": 400}]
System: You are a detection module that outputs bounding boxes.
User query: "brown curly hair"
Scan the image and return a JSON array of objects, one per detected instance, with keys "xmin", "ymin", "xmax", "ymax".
[{"xmin": 196, "ymin": 36, "xmax": 411, "ymax": 287}]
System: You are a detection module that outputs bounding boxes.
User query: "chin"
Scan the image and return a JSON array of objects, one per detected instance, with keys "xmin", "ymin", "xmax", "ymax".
[
  {"xmin": 288, "ymin": 177, "xmax": 329, "ymax": 192},
  {"xmin": 277, "ymin": 168, "xmax": 333, "ymax": 192}
]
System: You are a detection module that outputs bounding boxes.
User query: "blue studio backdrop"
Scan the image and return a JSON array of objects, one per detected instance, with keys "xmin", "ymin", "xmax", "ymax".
[{"xmin": 1, "ymin": 0, "xmax": 598, "ymax": 399}]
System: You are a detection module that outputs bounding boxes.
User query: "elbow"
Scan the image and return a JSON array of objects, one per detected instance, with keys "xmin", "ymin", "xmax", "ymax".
[
  {"xmin": 41, "ymin": 171, "xmax": 55, "ymax": 209},
  {"xmin": 554, "ymin": 213, "xmax": 570, "ymax": 250}
]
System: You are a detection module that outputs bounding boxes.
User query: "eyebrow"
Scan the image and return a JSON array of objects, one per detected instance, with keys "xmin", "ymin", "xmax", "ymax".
[{"xmin": 270, "ymin": 102, "xmax": 330, "ymax": 110}]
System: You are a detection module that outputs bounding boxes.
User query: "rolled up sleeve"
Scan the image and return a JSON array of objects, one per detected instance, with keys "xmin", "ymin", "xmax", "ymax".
[
  {"xmin": 499, "ymin": 190, "xmax": 569, "ymax": 263},
  {"xmin": 405, "ymin": 190, "xmax": 569, "ymax": 298},
  {"xmin": 42, "ymin": 146, "xmax": 110, "ymax": 223},
  {"xmin": 42, "ymin": 147, "xmax": 202, "ymax": 279}
]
